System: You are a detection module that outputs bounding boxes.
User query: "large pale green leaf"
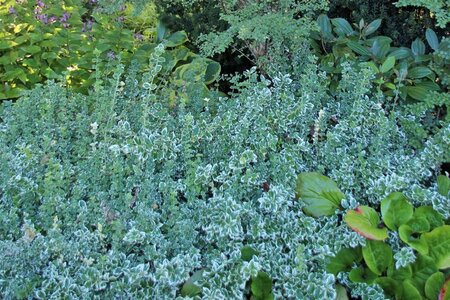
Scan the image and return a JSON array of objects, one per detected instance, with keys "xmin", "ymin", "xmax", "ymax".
[
  {"xmin": 413, "ymin": 206, "xmax": 443, "ymax": 231},
  {"xmin": 425, "ymin": 272, "xmax": 445, "ymax": 300},
  {"xmin": 422, "ymin": 225, "xmax": 450, "ymax": 269},
  {"xmin": 380, "ymin": 192, "xmax": 413, "ymax": 230},
  {"xmin": 362, "ymin": 240, "xmax": 393, "ymax": 275},
  {"xmin": 387, "ymin": 264, "xmax": 412, "ymax": 281},
  {"xmin": 251, "ymin": 272, "xmax": 273, "ymax": 299},
  {"xmin": 326, "ymin": 247, "xmax": 362, "ymax": 275},
  {"xmin": 295, "ymin": 172, "xmax": 344, "ymax": 217},
  {"xmin": 410, "ymin": 254, "xmax": 438, "ymax": 293},
  {"xmin": 398, "ymin": 224, "xmax": 429, "ymax": 254},
  {"xmin": 344, "ymin": 206, "xmax": 388, "ymax": 241}
]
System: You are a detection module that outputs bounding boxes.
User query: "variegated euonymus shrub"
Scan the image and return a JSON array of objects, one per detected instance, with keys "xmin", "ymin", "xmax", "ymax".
[{"xmin": 0, "ymin": 51, "xmax": 448, "ymax": 299}]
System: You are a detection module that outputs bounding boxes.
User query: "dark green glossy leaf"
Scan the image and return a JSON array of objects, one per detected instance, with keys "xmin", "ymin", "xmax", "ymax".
[
  {"xmin": 241, "ymin": 246, "xmax": 258, "ymax": 262},
  {"xmin": 363, "ymin": 19, "xmax": 382, "ymax": 36},
  {"xmin": 347, "ymin": 41, "xmax": 371, "ymax": 56},
  {"xmin": 408, "ymin": 66, "xmax": 433, "ymax": 79},
  {"xmin": 204, "ymin": 59, "xmax": 221, "ymax": 84},
  {"xmin": 349, "ymin": 267, "xmax": 378, "ymax": 284},
  {"xmin": 317, "ymin": 14, "xmax": 332, "ymax": 36},
  {"xmin": 181, "ymin": 270, "xmax": 203, "ymax": 297},
  {"xmin": 406, "ymin": 86, "xmax": 429, "ymax": 101},
  {"xmin": 331, "ymin": 18, "xmax": 354, "ymax": 36},
  {"xmin": 326, "ymin": 247, "xmax": 362, "ymax": 275},
  {"xmin": 425, "ymin": 28, "xmax": 440, "ymax": 51},
  {"xmin": 389, "ymin": 47, "xmax": 412, "ymax": 60},
  {"xmin": 295, "ymin": 172, "xmax": 344, "ymax": 217},
  {"xmin": 411, "ymin": 38, "xmax": 426, "ymax": 56},
  {"xmin": 345, "ymin": 206, "xmax": 388, "ymax": 241},
  {"xmin": 165, "ymin": 31, "xmax": 188, "ymax": 47},
  {"xmin": 375, "ymin": 277, "xmax": 402, "ymax": 299}
]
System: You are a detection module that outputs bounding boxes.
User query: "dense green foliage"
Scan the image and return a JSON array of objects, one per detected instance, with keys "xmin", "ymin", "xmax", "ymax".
[{"xmin": 0, "ymin": 0, "xmax": 449, "ymax": 299}]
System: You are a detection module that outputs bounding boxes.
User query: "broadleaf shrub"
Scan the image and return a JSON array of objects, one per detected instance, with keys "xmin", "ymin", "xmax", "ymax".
[{"xmin": 1, "ymin": 47, "xmax": 449, "ymax": 297}]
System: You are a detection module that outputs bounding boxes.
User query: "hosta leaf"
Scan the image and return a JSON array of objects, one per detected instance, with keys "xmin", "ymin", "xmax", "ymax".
[
  {"xmin": 326, "ymin": 247, "xmax": 362, "ymax": 275},
  {"xmin": 425, "ymin": 272, "xmax": 445, "ymax": 300},
  {"xmin": 421, "ymin": 225, "xmax": 450, "ymax": 269},
  {"xmin": 437, "ymin": 175, "xmax": 450, "ymax": 197},
  {"xmin": 344, "ymin": 206, "xmax": 388, "ymax": 241},
  {"xmin": 380, "ymin": 192, "xmax": 413, "ymax": 230},
  {"xmin": 407, "ymin": 66, "xmax": 433, "ymax": 79},
  {"xmin": 331, "ymin": 18, "xmax": 354, "ymax": 36},
  {"xmin": 295, "ymin": 172, "xmax": 344, "ymax": 217},
  {"xmin": 425, "ymin": 28, "xmax": 440, "ymax": 51},
  {"xmin": 362, "ymin": 240, "xmax": 393, "ymax": 275},
  {"xmin": 411, "ymin": 38, "xmax": 426, "ymax": 56},
  {"xmin": 363, "ymin": 19, "xmax": 382, "ymax": 36},
  {"xmin": 165, "ymin": 31, "xmax": 188, "ymax": 47},
  {"xmin": 204, "ymin": 59, "xmax": 221, "ymax": 84},
  {"xmin": 398, "ymin": 224, "xmax": 428, "ymax": 254}
]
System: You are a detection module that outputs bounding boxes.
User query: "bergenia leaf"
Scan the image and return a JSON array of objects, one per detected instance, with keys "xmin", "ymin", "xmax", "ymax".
[
  {"xmin": 362, "ymin": 240, "xmax": 393, "ymax": 275},
  {"xmin": 380, "ymin": 192, "xmax": 413, "ymax": 230},
  {"xmin": 295, "ymin": 172, "xmax": 344, "ymax": 217},
  {"xmin": 421, "ymin": 225, "xmax": 450, "ymax": 270},
  {"xmin": 425, "ymin": 272, "xmax": 445, "ymax": 300},
  {"xmin": 345, "ymin": 206, "xmax": 388, "ymax": 241}
]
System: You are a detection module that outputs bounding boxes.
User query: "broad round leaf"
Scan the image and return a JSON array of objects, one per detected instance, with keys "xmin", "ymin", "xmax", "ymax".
[
  {"xmin": 204, "ymin": 59, "xmax": 221, "ymax": 84},
  {"xmin": 411, "ymin": 254, "xmax": 438, "ymax": 292},
  {"xmin": 437, "ymin": 175, "xmax": 450, "ymax": 197},
  {"xmin": 398, "ymin": 224, "xmax": 429, "ymax": 254},
  {"xmin": 349, "ymin": 266, "xmax": 378, "ymax": 284},
  {"xmin": 422, "ymin": 225, "xmax": 450, "ymax": 269},
  {"xmin": 251, "ymin": 272, "xmax": 273, "ymax": 298},
  {"xmin": 440, "ymin": 276, "xmax": 450, "ymax": 300},
  {"xmin": 402, "ymin": 280, "xmax": 422, "ymax": 300},
  {"xmin": 380, "ymin": 192, "xmax": 413, "ymax": 230},
  {"xmin": 295, "ymin": 172, "xmax": 344, "ymax": 217},
  {"xmin": 413, "ymin": 206, "xmax": 443, "ymax": 231},
  {"xmin": 165, "ymin": 31, "xmax": 188, "ymax": 47},
  {"xmin": 375, "ymin": 277, "xmax": 402, "ymax": 299},
  {"xmin": 326, "ymin": 247, "xmax": 362, "ymax": 275},
  {"xmin": 362, "ymin": 240, "xmax": 393, "ymax": 275},
  {"xmin": 345, "ymin": 206, "xmax": 388, "ymax": 241},
  {"xmin": 335, "ymin": 284, "xmax": 349, "ymax": 300},
  {"xmin": 425, "ymin": 272, "xmax": 445, "ymax": 300}
]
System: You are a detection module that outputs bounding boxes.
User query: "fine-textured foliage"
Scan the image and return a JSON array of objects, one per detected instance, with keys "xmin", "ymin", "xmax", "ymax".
[{"xmin": 1, "ymin": 44, "xmax": 449, "ymax": 297}]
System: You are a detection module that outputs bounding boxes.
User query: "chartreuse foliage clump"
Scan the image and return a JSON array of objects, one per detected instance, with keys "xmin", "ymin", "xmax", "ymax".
[{"xmin": 297, "ymin": 172, "xmax": 450, "ymax": 299}]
